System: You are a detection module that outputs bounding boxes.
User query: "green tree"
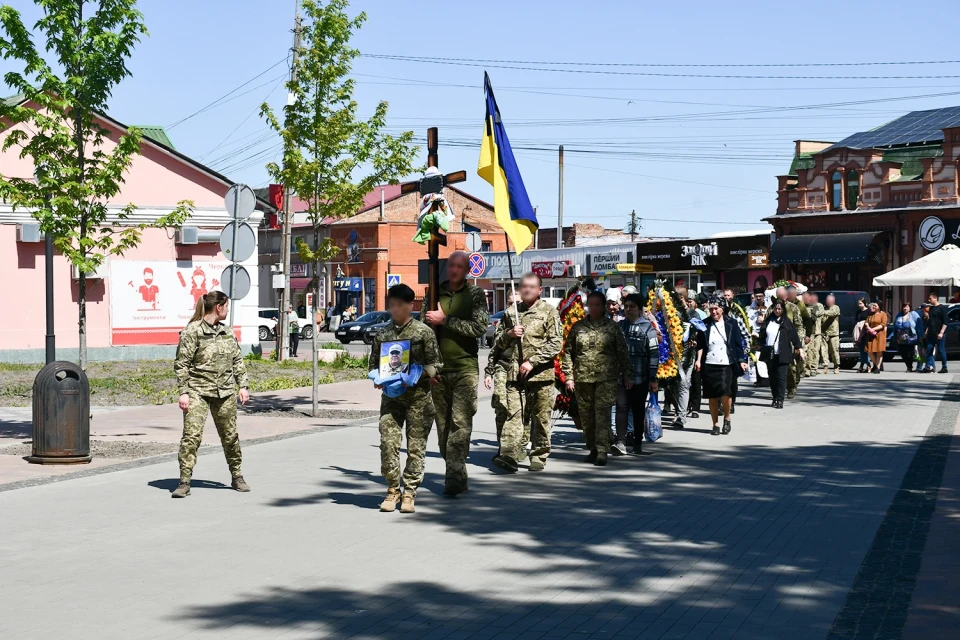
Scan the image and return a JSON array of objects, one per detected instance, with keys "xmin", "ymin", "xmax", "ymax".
[
  {"xmin": 0, "ymin": 0, "xmax": 193, "ymax": 367},
  {"xmin": 260, "ymin": 0, "xmax": 418, "ymax": 414}
]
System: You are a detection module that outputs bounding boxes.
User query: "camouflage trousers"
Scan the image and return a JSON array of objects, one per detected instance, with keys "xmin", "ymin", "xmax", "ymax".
[
  {"xmin": 499, "ymin": 380, "xmax": 554, "ymax": 465},
  {"xmin": 821, "ymin": 335, "xmax": 840, "ymax": 369},
  {"xmin": 805, "ymin": 336, "xmax": 822, "ymax": 373},
  {"xmin": 788, "ymin": 360, "xmax": 802, "ymax": 394},
  {"xmin": 433, "ymin": 368, "xmax": 479, "ymax": 487},
  {"xmin": 575, "ymin": 380, "xmax": 617, "ymax": 454},
  {"xmin": 380, "ymin": 386, "xmax": 435, "ymax": 497},
  {"xmin": 492, "ymin": 370, "xmax": 530, "ymax": 459},
  {"xmin": 179, "ymin": 391, "xmax": 241, "ymax": 483}
]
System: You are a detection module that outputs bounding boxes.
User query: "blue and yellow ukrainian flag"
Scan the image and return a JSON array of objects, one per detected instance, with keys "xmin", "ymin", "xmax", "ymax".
[{"xmin": 478, "ymin": 72, "xmax": 538, "ymax": 254}]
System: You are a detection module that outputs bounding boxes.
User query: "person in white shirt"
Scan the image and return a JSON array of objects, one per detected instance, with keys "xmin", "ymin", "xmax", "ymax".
[
  {"xmin": 695, "ymin": 295, "xmax": 748, "ymax": 436},
  {"xmin": 746, "ymin": 287, "xmax": 768, "ymax": 337}
]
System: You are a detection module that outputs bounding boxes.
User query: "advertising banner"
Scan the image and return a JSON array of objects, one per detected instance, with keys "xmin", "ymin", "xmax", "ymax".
[{"xmin": 110, "ymin": 259, "xmax": 230, "ymax": 345}]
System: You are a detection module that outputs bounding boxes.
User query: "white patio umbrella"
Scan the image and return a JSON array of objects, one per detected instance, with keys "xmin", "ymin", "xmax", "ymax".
[{"xmin": 873, "ymin": 244, "xmax": 960, "ymax": 287}]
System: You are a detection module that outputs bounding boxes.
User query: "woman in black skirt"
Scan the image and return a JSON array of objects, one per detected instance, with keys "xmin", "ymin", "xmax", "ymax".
[
  {"xmin": 696, "ymin": 295, "xmax": 748, "ymax": 436},
  {"xmin": 759, "ymin": 299, "xmax": 803, "ymax": 409}
]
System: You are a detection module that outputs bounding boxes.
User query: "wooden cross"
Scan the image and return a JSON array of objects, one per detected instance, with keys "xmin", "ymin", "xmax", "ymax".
[{"xmin": 400, "ymin": 127, "xmax": 467, "ymax": 312}]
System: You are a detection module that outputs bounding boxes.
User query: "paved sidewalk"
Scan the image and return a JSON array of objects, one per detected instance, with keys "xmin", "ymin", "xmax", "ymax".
[{"xmin": 0, "ymin": 370, "xmax": 953, "ymax": 639}]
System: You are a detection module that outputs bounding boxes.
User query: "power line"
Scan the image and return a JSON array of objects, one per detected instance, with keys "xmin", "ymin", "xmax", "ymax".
[
  {"xmin": 361, "ymin": 54, "xmax": 960, "ymax": 80},
  {"xmin": 166, "ymin": 57, "xmax": 289, "ymax": 130},
  {"xmin": 362, "ymin": 54, "xmax": 960, "ymax": 69},
  {"xmin": 199, "ymin": 78, "xmax": 287, "ymax": 161}
]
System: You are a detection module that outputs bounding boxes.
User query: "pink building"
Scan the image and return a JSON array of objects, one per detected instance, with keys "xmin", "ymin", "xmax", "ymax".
[{"xmin": 0, "ymin": 97, "xmax": 273, "ymax": 363}]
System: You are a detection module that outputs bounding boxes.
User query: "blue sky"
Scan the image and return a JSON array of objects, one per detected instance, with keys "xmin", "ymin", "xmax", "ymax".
[{"xmin": 6, "ymin": 0, "xmax": 960, "ymax": 237}]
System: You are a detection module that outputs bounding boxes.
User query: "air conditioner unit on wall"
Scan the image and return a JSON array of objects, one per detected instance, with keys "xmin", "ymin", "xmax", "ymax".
[
  {"xmin": 71, "ymin": 262, "xmax": 108, "ymax": 280},
  {"xmin": 566, "ymin": 264, "xmax": 582, "ymax": 278},
  {"xmin": 16, "ymin": 223, "xmax": 42, "ymax": 243},
  {"xmin": 175, "ymin": 226, "xmax": 199, "ymax": 245}
]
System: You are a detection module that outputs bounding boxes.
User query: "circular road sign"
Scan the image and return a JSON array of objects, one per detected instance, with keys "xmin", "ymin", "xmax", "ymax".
[
  {"xmin": 220, "ymin": 264, "xmax": 251, "ymax": 300},
  {"xmin": 224, "ymin": 183, "xmax": 256, "ymax": 220},
  {"xmin": 465, "ymin": 231, "xmax": 482, "ymax": 253},
  {"xmin": 468, "ymin": 252, "xmax": 485, "ymax": 278},
  {"xmin": 220, "ymin": 220, "xmax": 256, "ymax": 263}
]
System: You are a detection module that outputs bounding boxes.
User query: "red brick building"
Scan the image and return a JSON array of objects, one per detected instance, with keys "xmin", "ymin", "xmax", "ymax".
[
  {"xmin": 259, "ymin": 185, "xmax": 507, "ymax": 314},
  {"xmin": 769, "ymin": 107, "xmax": 960, "ymax": 309}
]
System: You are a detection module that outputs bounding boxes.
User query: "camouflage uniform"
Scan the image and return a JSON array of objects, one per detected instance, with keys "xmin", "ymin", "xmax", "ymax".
[
  {"xmin": 805, "ymin": 302, "xmax": 824, "ymax": 374},
  {"xmin": 485, "ymin": 310, "xmax": 530, "ymax": 457},
  {"xmin": 493, "ymin": 299, "xmax": 563, "ymax": 466},
  {"xmin": 561, "ymin": 316, "xmax": 632, "ymax": 455},
  {"xmin": 174, "ymin": 320, "xmax": 250, "ymax": 483},
  {"xmin": 785, "ymin": 300, "xmax": 806, "ymax": 396},
  {"xmin": 369, "ymin": 318, "xmax": 442, "ymax": 497},
  {"xmin": 819, "ymin": 304, "xmax": 841, "ymax": 370},
  {"xmin": 430, "ymin": 281, "xmax": 489, "ymax": 490}
]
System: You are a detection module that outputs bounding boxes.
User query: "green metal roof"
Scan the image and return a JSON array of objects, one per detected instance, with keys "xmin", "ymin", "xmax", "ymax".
[
  {"xmin": 787, "ymin": 153, "xmax": 815, "ymax": 176},
  {"xmin": 882, "ymin": 144, "xmax": 942, "ymax": 181},
  {"xmin": 136, "ymin": 125, "xmax": 175, "ymax": 149}
]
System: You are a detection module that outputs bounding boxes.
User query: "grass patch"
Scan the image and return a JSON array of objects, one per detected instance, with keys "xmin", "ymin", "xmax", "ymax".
[
  {"xmin": 318, "ymin": 342, "xmax": 346, "ymax": 350},
  {"xmin": 0, "ymin": 356, "xmax": 367, "ymax": 407}
]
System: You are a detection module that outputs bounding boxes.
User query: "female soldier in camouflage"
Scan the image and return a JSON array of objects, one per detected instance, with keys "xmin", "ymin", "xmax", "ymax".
[
  {"xmin": 562, "ymin": 291, "xmax": 632, "ymax": 466},
  {"xmin": 171, "ymin": 291, "xmax": 251, "ymax": 498}
]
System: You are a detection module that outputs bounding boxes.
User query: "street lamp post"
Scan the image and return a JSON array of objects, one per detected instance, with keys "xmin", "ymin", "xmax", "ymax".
[{"xmin": 44, "ymin": 196, "xmax": 55, "ymax": 364}]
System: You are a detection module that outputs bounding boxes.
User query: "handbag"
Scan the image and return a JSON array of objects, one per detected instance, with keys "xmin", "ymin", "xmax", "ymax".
[
  {"xmin": 759, "ymin": 322, "xmax": 781, "ymax": 361},
  {"xmin": 644, "ymin": 395, "xmax": 662, "ymax": 443}
]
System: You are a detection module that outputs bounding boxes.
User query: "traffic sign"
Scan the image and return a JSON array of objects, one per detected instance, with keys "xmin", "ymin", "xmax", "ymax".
[
  {"xmin": 468, "ymin": 252, "xmax": 485, "ymax": 278},
  {"xmin": 220, "ymin": 264, "xmax": 251, "ymax": 300},
  {"xmin": 224, "ymin": 183, "xmax": 256, "ymax": 220},
  {"xmin": 465, "ymin": 232, "xmax": 482, "ymax": 253},
  {"xmin": 220, "ymin": 220, "xmax": 256, "ymax": 262},
  {"xmin": 387, "ymin": 274, "xmax": 401, "ymax": 288}
]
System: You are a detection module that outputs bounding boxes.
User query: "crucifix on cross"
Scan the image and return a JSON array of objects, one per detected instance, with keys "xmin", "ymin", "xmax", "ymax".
[{"xmin": 400, "ymin": 127, "xmax": 467, "ymax": 314}]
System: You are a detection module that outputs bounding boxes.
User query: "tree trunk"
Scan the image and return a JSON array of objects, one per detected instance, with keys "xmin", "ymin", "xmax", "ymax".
[
  {"xmin": 311, "ymin": 277, "xmax": 319, "ymax": 418},
  {"xmin": 79, "ymin": 271, "xmax": 87, "ymax": 369}
]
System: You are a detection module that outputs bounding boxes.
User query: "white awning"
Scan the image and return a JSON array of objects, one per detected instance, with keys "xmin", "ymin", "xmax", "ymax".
[{"xmin": 873, "ymin": 244, "xmax": 960, "ymax": 287}]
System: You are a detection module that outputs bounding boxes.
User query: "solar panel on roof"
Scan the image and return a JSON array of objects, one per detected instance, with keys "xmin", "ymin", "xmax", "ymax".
[{"xmin": 826, "ymin": 106, "xmax": 960, "ymax": 151}]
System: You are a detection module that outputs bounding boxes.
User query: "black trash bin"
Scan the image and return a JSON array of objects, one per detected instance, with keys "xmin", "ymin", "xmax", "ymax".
[{"xmin": 28, "ymin": 361, "xmax": 92, "ymax": 464}]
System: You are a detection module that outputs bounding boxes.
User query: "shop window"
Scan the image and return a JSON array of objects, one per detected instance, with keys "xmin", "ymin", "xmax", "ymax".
[
  {"xmin": 364, "ymin": 278, "xmax": 376, "ymax": 312},
  {"xmin": 830, "ymin": 171, "xmax": 843, "ymax": 210},
  {"xmin": 846, "ymin": 170, "xmax": 859, "ymax": 209}
]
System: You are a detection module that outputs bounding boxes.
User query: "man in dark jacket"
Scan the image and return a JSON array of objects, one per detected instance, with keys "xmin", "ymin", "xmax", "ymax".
[{"xmin": 614, "ymin": 294, "xmax": 659, "ymax": 455}]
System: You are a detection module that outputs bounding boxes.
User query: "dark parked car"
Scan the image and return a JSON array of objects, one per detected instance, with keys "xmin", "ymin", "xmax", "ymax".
[
  {"xmin": 484, "ymin": 310, "xmax": 505, "ymax": 347},
  {"xmin": 335, "ymin": 311, "xmax": 390, "ymax": 344}
]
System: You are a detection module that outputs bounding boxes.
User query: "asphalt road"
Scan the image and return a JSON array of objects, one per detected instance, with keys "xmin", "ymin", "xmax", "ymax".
[{"xmin": 260, "ymin": 332, "xmax": 491, "ymax": 359}]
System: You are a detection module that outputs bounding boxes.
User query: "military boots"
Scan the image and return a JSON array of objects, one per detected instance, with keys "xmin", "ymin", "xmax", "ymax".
[{"xmin": 380, "ymin": 488, "xmax": 402, "ymax": 512}]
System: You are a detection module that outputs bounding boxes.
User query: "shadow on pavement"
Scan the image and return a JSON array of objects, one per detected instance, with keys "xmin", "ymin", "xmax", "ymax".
[
  {"xmin": 0, "ymin": 418, "xmax": 31, "ymax": 440},
  {"xmin": 147, "ymin": 478, "xmax": 231, "ymax": 492}
]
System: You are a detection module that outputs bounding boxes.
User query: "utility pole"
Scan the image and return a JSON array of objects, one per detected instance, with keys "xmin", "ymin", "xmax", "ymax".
[
  {"xmin": 44, "ymin": 195, "xmax": 55, "ymax": 364},
  {"xmin": 278, "ymin": 7, "xmax": 302, "ymax": 362},
  {"xmin": 557, "ymin": 145, "xmax": 564, "ymax": 249},
  {"xmin": 628, "ymin": 209, "xmax": 638, "ymax": 242}
]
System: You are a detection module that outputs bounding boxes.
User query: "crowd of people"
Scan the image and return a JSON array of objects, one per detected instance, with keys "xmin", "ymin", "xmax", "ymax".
[{"xmin": 169, "ymin": 258, "xmax": 952, "ymax": 512}]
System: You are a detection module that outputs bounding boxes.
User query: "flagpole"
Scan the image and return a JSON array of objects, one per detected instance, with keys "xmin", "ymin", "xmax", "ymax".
[{"xmin": 503, "ymin": 231, "xmax": 525, "ymax": 423}]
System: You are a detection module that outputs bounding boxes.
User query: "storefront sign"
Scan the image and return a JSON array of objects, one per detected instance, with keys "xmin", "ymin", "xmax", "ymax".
[
  {"xmin": 334, "ymin": 277, "xmax": 362, "ymax": 291},
  {"xmin": 290, "ymin": 263, "xmax": 308, "ymax": 277},
  {"xmin": 748, "ymin": 253, "xmax": 769, "ymax": 268},
  {"xmin": 590, "ymin": 251, "xmax": 633, "ymax": 275},
  {"xmin": 680, "ymin": 242, "xmax": 719, "ymax": 266},
  {"xmin": 531, "ymin": 261, "xmax": 571, "ymax": 278},
  {"xmin": 110, "ymin": 259, "xmax": 230, "ymax": 345},
  {"xmin": 919, "ymin": 216, "xmax": 945, "ymax": 251}
]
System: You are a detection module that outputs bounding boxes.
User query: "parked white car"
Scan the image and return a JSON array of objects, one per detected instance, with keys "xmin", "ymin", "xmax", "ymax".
[{"xmin": 257, "ymin": 307, "xmax": 314, "ymax": 341}]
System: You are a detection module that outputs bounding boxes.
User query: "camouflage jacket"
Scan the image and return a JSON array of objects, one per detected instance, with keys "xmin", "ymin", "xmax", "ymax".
[
  {"xmin": 368, "ymin": 318, "xmax": 443, "ymax": 386},
  {"xmin": 819, "ymin": 305, "xmax": 841, "ymax": 337},
  {"xmin": 561, "ymin": 316, "xmax": 632, "ymax": 384},
  {"xmin": 427, "ymin": 281, "xmax": 489, "ymax": 373},
  {"xmin": 491, "ymin": 299, "xmax": 563, "ymax": 383},
  {"xmin": 806, "ymin": 303, "xmax": 824, "ymax": 336},
  {"xmin": 174, "ymin": 320, "xmax": 249, "ymax": 398},
  {"xmin": 786, "ymin": 301, "xmax": 806, "ymax": 340}
]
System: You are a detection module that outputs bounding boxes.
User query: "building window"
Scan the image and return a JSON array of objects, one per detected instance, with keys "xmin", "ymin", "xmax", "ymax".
[
  {"xmin": 830, "ymin": 171, "xmax": 843, "ymax": 210},
  {"xmin": 846, "ymin": 170, "xmax": 859, "ymax": 209},
  {"xmin": 481, "ymin": 241, "xmax": 492, "ymax": 252}
]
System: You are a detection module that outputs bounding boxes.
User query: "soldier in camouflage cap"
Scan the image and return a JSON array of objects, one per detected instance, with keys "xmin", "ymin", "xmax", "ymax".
[
  {"xmin": 172, "ymin": 291, "xmax": 251, "ymax": 498},
  {"xmin": 488, "ymin": 274, "xmax": 563, "ymax": 472},
  {"xmin": 484, "ymin": 291, "xmax": 524, "ymax": 461},
  {"xmin": 562, "ymin": 290, "xmax": 632, "ymax": 466},
  {"xmin": 819, "ymin": 294, "xmax": 842, "ymax": 374},
  {"xmin": 423, "ymin": 251, "xmax": 489, "ymax": 496},
  {"xmin": 780, "ymin": 286, "xmax": 806, "ymax": 398},
  {"xmin": 372, "ymin": 284, "xmax": 442, "ymax": 514}
]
